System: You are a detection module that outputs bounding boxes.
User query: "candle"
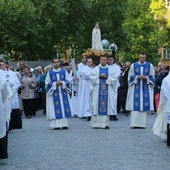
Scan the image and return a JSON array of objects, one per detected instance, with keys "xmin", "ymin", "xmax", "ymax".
[{"xmin": 28, "ymin": 78, "xmax": 30, "ymax": 84}]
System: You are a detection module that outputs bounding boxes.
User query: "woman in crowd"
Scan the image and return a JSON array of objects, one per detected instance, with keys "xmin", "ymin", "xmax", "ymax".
[{"xmin": 20, "ymin": 66, "xmax": 38, "ymax": 118}]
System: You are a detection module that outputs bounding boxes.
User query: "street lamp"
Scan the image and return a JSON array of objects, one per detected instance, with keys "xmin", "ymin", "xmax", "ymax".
[
  {"xmin": 109, "ymin": 43, "xmax": 118, "ymax": 52},
  {"xmin": 109, "ymin": 43, "xmax": 118, "ymax": 58},
  {"xmin": 101, "ymin": 39, "xmax": 109, "ymax": 49}
]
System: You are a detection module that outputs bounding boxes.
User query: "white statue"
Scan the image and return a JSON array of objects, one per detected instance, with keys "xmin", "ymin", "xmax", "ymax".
[{"xmin": 92, "ymin": 22, "xmax": 103, "ymax": 52}]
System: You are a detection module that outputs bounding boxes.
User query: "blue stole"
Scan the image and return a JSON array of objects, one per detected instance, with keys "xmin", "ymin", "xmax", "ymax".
[
  {"xmin": 47, "ymin": 69, "xmax": 71, "ymax": 119},
  {"xmin": 98, "ymin": 67, "xmax": 108, "ymax": 115},
  {"xmin": 133, "ymin": 62, "xmax": 153, "ymax": 111}
]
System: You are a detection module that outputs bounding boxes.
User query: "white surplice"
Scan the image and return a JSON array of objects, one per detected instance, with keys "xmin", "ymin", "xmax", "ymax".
[
  {"xmin": 3, "ymin": 70, "xmax": 20, "ymax": 117},
  {"xmin": 81, "ymin": 65, "xmax": 93, "ymax": 117},
  {"xmin": 6, "ymin": 70, "xmax": 21, "ymax": 110},
  {"xmin": 77, "ymin": 62, "xmax": 86, "ymax": 118},
  {"xmin": 1, "ymin": 69, "xmax": 20, "ymax": 130},
  {"xmin": 0, "ymin": 74, "xmax": 8, "ymax": 139},
  {"xmin": 153, "ymin": 71, "xmax": 170, "ymax": 140},
  {"xmin": 109, "ymin": 63, "xmax": 121, "ymax": 115}
]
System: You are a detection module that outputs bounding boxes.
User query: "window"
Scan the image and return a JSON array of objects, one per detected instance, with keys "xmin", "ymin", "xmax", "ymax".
[
  {"xmin": 162, "ymin": 45, "xmax": 170, "ymax": 59},
  {"xmin": 166, "ymin": 0, "xmax": 170, "ymax": 7}
]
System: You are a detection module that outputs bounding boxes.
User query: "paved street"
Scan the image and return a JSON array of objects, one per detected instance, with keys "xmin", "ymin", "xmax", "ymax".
[{"xmin": 0, "ymin": 111, "xmax": 170, "ymax": 170}]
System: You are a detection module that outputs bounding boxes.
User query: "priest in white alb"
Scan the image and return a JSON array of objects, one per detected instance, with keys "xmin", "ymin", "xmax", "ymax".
[
  {"xmin": 81, "ymin": 57, "xmax": 94, "ymax": 120},
  {"xmin": 77, "ymin": 55, "xmax": 86, "ymax": 118},
  {"xmin": 126, "ymin": 52, "xmax": 155, "ymax": 128},
  {"xmin": 88, "ymin": 55, "xmax": 117, "ymax": 129}
]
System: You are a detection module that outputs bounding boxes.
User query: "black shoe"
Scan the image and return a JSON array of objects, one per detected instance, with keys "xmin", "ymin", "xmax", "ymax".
[
  {"xmin": 110, "ymin": 116, "xmax": 114, "ymax": 121},
  {"xmin": 87, "ymin": 117, "xmax": 91, "ymax": 121},
  {"xmin": 131, "ymin": 126, "xmax": 145, "ymax": 129},
  {"xmin": 104, "ymin": 126, "xmax": 110, "ymax": 129},
  {"xmin": 20, "ymin": 110, "xmax": 23, "ymax": 116},
  {"xmin": 55, "ymin": 127, "xmax": 61, "ymax": 130},
  {"xmin": 62, "ymin": 127, "xmax": 68, "ymax": 130},
  {"xmin": 113, "ymin": 116, "xmax": 118, "ymax": 121}
]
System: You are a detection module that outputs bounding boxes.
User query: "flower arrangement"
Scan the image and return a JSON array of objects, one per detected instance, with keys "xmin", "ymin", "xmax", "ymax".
[{"xmin": 82, "ymin": 48, "xmax": 111, "ymax": 57}]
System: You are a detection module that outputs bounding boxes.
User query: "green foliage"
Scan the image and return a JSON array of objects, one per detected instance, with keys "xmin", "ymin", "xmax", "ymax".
[
  {"xmin": 0, "ymin": 0, "xmax": 169, "ymax": 64},
  {"xmin": 0, "ymin": 0, "xmax": 127, "ymax": 61},
  {"xmin": 150, "ymin": 0, "xmax": 170, "ymax": 47},
  {"xmin": 0, "ymin": 0, "xmax": 39, "ymax": 60},
  {"xmin": 122, "ymin": 0, "xmax": 159, "ymax": 64}
]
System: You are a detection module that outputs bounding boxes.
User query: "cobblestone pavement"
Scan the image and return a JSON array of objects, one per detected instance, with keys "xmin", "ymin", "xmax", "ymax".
[{"xmin": 0, "ymin": 111, "xmax": 170, "ymax": 170}]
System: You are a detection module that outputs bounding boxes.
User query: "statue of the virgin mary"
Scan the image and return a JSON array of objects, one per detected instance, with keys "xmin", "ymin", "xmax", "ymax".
[{"xmin": 91, "ymin": 21, "xmax": 103, "ymax": 52}]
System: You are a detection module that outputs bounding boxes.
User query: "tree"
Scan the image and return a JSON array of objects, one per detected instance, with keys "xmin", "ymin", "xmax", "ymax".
[
  {"xmin": 0, "ymin": 0, "xmax": 40, "ymax": 60},
  {"xmin": 37, "ymin": 0, "xmax": 127, "ymax": 61},
  {"xmin": 0, "ymin": 0, "xmax": 128, "ymax": 61},
  {"xmin": 150, "ymin": 0, "xmax": 170, "ymax": 47},
  {"xmin": 122, "ymin": 0, "xmax": 159, "ymax": 64},
  {"xmin": 30, "ymin": 0, "xmax": 92, "ymax": 60}
]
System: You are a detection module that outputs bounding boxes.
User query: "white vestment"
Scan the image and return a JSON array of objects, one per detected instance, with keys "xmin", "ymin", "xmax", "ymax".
[
  {"xmin": 126, "ymin": 61, "xmax": 155, "ymax": 128},
  {"xmin": 5, "ymin": 70, "xmax": 21, "ymax": 110},
  {"xmin": 89, "ymin": 64, "xmax": 117, "ymax": 128},
  {"xmin": 92, "ymin": 27, "xmax": 103, "ymax": 51},
  {"xmin": 77, "ymin": 62, "xmax": 86, "ymax": 118},
  {"xmin": 109, "ymin": 63, "xmax": 121, "ymax": 115},
  {"xmin": 90, "ymin": 115, "xmax": 110, "ymax": 128},
  {"xmin": 153, "ymin": 72, "xmax": 170, "ymax": 140},
  {"xmin": 81, "ymin": 65, "xmax": 93, "ymax": 117},
  {"xmin": 0, "ymin": 75, "xmax": 8, "ymax": 139},
  {"xmin": 1, "ymin": 69, "xmax": 20, "ymax": 130},
  {"xmin": 45, "ymin": 68, "xmax": 73, "ymax": 129}
]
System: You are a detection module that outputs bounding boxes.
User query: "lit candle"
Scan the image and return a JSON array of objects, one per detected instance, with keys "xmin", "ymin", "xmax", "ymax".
[{"xmin": 28, "ymin": 78, "xmax": 30, "ymax": 84}]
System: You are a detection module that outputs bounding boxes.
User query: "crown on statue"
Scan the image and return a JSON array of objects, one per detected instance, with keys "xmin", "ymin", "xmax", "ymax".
[{"xmin": 96, "ymin": 21, "xmax": 99, "ymax": 25}]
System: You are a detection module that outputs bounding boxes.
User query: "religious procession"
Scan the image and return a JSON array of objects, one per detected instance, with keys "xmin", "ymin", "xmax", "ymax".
[{"xmin": 0, "ymin": 22, "xmax": 170, "ymax": 164}]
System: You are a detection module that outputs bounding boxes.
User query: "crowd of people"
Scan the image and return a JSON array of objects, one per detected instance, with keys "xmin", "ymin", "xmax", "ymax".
[{"xmin": 0, "ymin": 52, "xmax": 170, "ymax": 160}]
